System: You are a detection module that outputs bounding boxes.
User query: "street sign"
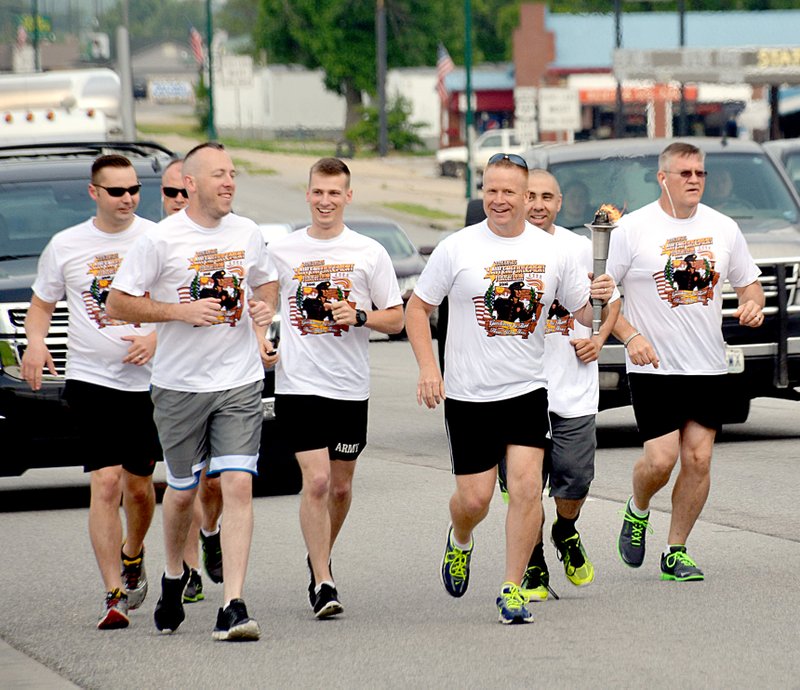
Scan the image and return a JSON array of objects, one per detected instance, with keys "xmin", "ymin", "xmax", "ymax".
[
  {"xmin": 538, "ymin": 88, "xmax": 581, "ymax": 132},
  {"xmin": 514, "ymin": 87, "xmax": 538, "ymax": 146},
  {"xmin": 614, "ymin": 47, "xmax": 800, "ymax": 85},
  {"xmin": 219, "ymin": 55, "xmax": 253, "ymax": 87}
]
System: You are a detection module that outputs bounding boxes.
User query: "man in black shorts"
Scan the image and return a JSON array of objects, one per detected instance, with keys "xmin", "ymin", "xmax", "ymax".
[
  {"xmin": 263, "ymin": 157, "xmax": 404, "ymax": 618},
  {"xmin": 406, "ymin": 154, "xmax": 614, "ymax": 624},
  {"xmin": 22, "ymin": 154, "xmax": 159, "ymax": 629},
  {"xmin": 607, "ymin": 141, "xmax": 764, "ymax": 581}
]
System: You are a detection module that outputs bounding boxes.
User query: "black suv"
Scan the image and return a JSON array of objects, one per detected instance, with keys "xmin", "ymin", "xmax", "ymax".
[
  {"xmin": 0, "ymin": 142, "xmax": 298, "ymax": 491},
  {"xmin": 457, "ymin": 137, "xmax": 800, "ymax": 422}
]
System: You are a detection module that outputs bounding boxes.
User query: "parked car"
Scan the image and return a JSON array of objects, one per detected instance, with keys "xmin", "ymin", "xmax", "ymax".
[
  {"xmin": 763, "ymin": 138, "xmax": 800, "ymax": 196},
  {"xmin": 0, "ymin": 142, "xmax": 299, "ymax": 493},
  {"xmin": 449, "ymin": 138, "xmax": 800, "ymax": 423},
  {"xmin": 435, "ymin": 128, "xmax": 524, "ymax": 179}
]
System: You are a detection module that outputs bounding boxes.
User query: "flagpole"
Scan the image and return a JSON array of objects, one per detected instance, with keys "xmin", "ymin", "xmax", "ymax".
[
  {"xmin": 206, "ymin": 0, "xmax": 217, "ymax": 140},
  {"xmin": 464, "ymin": 0, "xmax": 473, "ymax": 200}
]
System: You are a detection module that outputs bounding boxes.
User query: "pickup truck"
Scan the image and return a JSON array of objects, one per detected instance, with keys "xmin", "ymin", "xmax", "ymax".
[
  {"xmin": 435, "ymin": 128, "xmax": 524, "ymax": 179},
  {"xmin": 449, "ymin": 138, "xmax": 800, "ymax": 424}
]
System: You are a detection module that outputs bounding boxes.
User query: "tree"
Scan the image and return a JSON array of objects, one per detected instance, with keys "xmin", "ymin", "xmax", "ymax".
[
  {"xmin": 346, "ymin": 95, "xmax": 425, "ymax": 152},
  {"xmin": 97, "ymin": 0, "xmax": 204, "ymax": 53},
  {"xmin": 254, "ymin": 0, "xmax": 465, "ymax": 130}
]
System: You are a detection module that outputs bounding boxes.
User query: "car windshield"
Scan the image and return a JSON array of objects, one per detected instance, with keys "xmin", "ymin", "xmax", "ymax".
[
  {"xmin": 780, "ymin": 151, "xmax": 800, "ymax": 196},
  {"xmin": 0, "ymin": 177, "xmax": 163, "ymax": 258},
  {"xmin": 550, "ymin": 152, "xmax": 799, "ymax": 235},
  {"xmin": 352, "ymin": 223, "xmax": 416, "ymax": 259}
]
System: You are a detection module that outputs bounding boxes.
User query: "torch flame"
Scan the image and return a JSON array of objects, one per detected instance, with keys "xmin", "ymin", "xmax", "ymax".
[{"xmin": 597, "ymin": 204, "xmax": 623, "ymax": 223}]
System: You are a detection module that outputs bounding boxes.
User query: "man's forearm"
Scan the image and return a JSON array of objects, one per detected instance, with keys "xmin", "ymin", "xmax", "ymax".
[{"xmin": 107, "ymin": 289, "xmax": 182, "ymax": 323}]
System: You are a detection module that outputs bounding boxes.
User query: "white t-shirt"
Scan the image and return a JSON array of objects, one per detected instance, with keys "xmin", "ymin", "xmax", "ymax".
[
  {"xmin": 112, "ymin": 209, "xmax": 275, "ymax": 393},
  {"xmin": 414, "ymin": 220, "xmax": 590, "ymax": 402},
  {"xmin": 267, "ymin": 226, "xmax": 403, "ymax": 400},
  {"xmin": 543, "ymin": 226, "xmax": 601, "ymax": 418},
  {"xmin": 32, "ymin": 216, "xmax": 156, "ymax": 392},
  {"xmin": 606, "ymin": 201, "xmax": 760, "ymax": 375}
]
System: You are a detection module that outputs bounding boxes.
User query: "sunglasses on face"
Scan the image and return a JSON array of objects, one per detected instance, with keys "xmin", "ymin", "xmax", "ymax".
[
  {"xmin": 162, "ymin": 186, "xmax": 188, "ymax": 199},
  {"xmin": 93, "ymin": 183, "xmax": 142, "ymax": 197},
  {"xmin": 487, "ymin": 152, "xmax": 529, "ymax": 171},
  {"xmin": 665, "ymin": 169, "xmax": 708, "ymax": 179}
]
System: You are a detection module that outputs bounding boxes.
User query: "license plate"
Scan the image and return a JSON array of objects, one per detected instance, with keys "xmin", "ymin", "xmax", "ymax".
[{"xmin": 726, "ymin": 347, "xmax": 744, "ymax": 374}]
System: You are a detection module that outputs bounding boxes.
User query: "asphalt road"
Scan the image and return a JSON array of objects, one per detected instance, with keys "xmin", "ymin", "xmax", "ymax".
[{"xmin": 1, "ymin": 340, "xmax": 799, "ymax": 689}]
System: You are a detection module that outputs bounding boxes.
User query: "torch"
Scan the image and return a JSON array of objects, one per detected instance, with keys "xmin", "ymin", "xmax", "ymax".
[{"xmin": 585, "ymin": 205, "xmax": 622, "ymax": 335}]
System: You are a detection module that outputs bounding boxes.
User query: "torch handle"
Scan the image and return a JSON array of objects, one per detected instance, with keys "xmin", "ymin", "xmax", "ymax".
[{"xmin": 592, "ymin": 256, "xmax": 606, "ymax": 336}]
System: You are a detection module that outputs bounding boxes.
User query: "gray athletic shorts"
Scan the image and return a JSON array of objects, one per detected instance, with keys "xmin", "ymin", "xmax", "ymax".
[
  {"xmin": 151, "ymin": 380, "xmax": 263, "ymax": 490},
  {"xmin": 544, "ymin": 412, "xmax": 596, "ymax": 500}
]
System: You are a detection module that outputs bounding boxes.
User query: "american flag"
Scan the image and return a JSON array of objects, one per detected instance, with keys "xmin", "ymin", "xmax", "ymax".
[
  {"xmin": 436, "ymin": 43, "xmax": 455, "ymax": 102},
  {"xmin": 189, "ymin": 26, "xmax": 205, "ymax": 66}
]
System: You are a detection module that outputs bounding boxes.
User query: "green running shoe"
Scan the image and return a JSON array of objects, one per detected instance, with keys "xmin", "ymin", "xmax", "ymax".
[
  {"xmin": 552, "ymin": 524, "xmax": 595, "ymax": 587},
  {"xmin": 440, "ymin": 524, "xmax": 473, "ymax": 598},
  {"xmin": 618, "ymin": 497, "xmax": 652, "ymax": 568},
  {"xmin": 660, "ymin": 547, "xmax": 705, "ymax": 582},
  {"xmin": 496, "ymin": 582, "xmax": 534, "ymax": 625}
]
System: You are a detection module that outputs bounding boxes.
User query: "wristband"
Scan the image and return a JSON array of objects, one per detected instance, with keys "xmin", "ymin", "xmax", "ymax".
[{"xmin": 623, "ymin": 331, "xmax": 641, "ymax": 349}]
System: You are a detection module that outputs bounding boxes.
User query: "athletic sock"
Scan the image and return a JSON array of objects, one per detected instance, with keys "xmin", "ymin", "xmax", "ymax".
[
  {"xmin": 553, "ymin": 513, "xmax": 578, "ymax": 541},
  {"xmin": 451, "ymin": 532, "xmax": 473, "ymax": 551},
  {"xmin": 664, "ymin": 544, "xmax": 686, "ymax": 558},
  {"xmin": 527, "ymin": 541, "xmax": 546, "ymax": 568}
]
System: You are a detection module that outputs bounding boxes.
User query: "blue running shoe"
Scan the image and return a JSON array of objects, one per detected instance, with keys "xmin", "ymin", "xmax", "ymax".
[
  {"xmin": 496, "ymin": 582, "xmax": 534, "ymax": 625},
  {"xmin": 440, "ymin": 524, "xmax": 473, "ymax": 598}
]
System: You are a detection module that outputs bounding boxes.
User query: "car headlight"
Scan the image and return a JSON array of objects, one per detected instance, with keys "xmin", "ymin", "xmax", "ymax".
[{"xmin": 397, "ymin": 274, "xmax": 419, "ymax": 295}]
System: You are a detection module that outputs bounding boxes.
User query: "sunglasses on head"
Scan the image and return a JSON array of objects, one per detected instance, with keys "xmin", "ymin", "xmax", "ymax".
[
  {"xmin": 665, "ymin": 169, "xmax": 708, "ymax": 179},
  {"xmin": 487, "ymin": 152, "xmax": 528, "ymax": 171},
  {"xmin": 162, "ymin": 186, "xmax": 188, "ymax": 199},
  {"xmin": 93, "ymin": 183, "xmax": 142, "ymax": 197}
]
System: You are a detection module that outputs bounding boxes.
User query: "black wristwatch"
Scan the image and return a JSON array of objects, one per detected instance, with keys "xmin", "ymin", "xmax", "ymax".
[{"xmin": 354, "ymin": 309, "xmax": 368, "ymax": 327}]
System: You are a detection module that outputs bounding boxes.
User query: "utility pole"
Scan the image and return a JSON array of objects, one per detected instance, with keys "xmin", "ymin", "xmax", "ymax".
[
  {"xmin": 32, "ymin": 0, "xmax": 41, "ymax": 71},
  {"xmin": 464, "ymin": 0, "xmax": 474, "ymax": 199},
  {"xmin": 376, "ymin": 0, "xmax": 388, "ymax": 156},
  {"xmin": 678, "ymin": 0, "xmax": 687, "ymax": 136},
  {"xmin": 206, "ymin": 0, "xmax": 217, "ymax": 140},
  {"xmin": 614, "ymin": 0, "xmax": 623, "ymax": 138}
]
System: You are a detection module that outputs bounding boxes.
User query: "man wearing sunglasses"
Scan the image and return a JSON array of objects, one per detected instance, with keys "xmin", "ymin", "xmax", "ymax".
[
  {"xmin": 160, "ymin": 156, "xmax": 224, "ymax": 611},
  {"xmin": 107, "ymin": 142, "xmax": 274, "ymax": 641},
  {"xmin": 607, "ymin": 141, "xmax": 764, "ymax": 582},
  {"xmin": 22, "ymin": 154, "xmax": 160, "ymax": 630},
  {"xmin": 161, "ymin": 158, "xmax": 189, "ymax": 217},
  {"xmin": 406, "ymin": 153, "xmax": 615, "ymax": 625}
]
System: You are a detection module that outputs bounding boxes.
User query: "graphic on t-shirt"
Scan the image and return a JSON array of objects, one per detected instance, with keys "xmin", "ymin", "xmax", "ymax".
[
  {"xmin": 545, "ymin": 299, "xmax": 575, "ymax": 336},
  {"xmin": 475, "ymin": 260, "xmax": 545, "ymax": 338},
  {"xmin": 290, "ymin": 259, "xmax": 356, "ymax": 336},
  {"xmin": 178, "ymin": 248, "xmax": 246, "ymax": 326},
  {"xmin": 655, "ymin": 236, "xmax": 719, "ymax": 308},
  {"xmin": 82, "ymin": 252, "xmax": 132, "ymax": 328}
]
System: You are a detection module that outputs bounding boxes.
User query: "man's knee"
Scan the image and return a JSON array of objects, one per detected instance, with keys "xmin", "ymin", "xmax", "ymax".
[
  {"xmin": 91, "ymin": 467, "xmax": 123, "ymax": 504},
  {"xmin": 302, "ymin": 468, "xmax": 331, "ymax": 501}
]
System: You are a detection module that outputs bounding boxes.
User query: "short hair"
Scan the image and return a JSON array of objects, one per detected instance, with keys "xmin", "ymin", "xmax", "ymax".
[
  {"xmin": 529, "ymin": 168, "xmax": 561, "ymax": 195},
  {"xmin": 309, "ymin": 157, "xmax": 351, "ymax": 187},
  {"xmin": 91, "ymin": 154, "xmax": 132, "ymax": 182},
  {"xmin": 163, "ymin": 158, "xmax": 183, "ymax": 175},
  {"xmin": 659, "ymin": 142, "xmax": 705, "ymax": 171},
  {"xmin": 183, "ymin": 142, "xmax": 226, "ymax": 176}
]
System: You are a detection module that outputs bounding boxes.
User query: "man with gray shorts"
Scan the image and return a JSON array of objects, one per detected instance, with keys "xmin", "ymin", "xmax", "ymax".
[
  {"xmin": 517, "ymin": 169, "xmax": 620, "ymax": 600},
  {"xmin": 107, "ymin": 142, "xmax": 275, "ymax": 641}
]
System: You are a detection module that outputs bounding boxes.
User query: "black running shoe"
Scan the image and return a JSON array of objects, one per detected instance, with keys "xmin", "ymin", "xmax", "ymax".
[
  {"xmin": 212, "ymin": 598, "xmax": 261, "ymax": 641},
  {"xmin": 618, "ymin": 497, "xmax": 651, "ymax": 568},
  {"xmin": 305, "ymin": 554, "xmax": 334, "ymax": 608},
  {"xmin": 313, "ymin": 583, "xmax": 344, "ymax": 619},
  {"xmin": 153, "ymin": 564, "xmax": 190, "ymax": 633},
  {"xmin": 200, "ymin": 530, "xmax": 223, "ymax": 584},
  {"xmin": 183, "ymin": 568, "xmax": 204, "ymax": 603},
  {"xmin": 660, "ymin": 547, "xmax": 705, "ymax": 582}
]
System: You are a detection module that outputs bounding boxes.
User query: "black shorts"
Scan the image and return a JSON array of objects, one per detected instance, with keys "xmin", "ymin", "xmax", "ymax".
[
  {"xmin": 274, "ymin": 394, "xmax": 368, "ymax": 461},
  {"xmin": 628, "ymin": 372, "xmax": 729, "ymax": 443},
  {"xmin": 64, "ymin": 379, "xmax": 160, "ymax": 476},
  {"xmin": 444, "ymin": 388, "xmax": 550, "ymax": 475}
]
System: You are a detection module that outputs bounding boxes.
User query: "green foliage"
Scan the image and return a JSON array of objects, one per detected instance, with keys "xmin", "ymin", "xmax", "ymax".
[
  {"xmin": 345, "ymin": 96, "xmax": 425, "ymax": 153},
  {"xmin": 98, "ymin": 0, "xmax": 204, "ymax": 53}
]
